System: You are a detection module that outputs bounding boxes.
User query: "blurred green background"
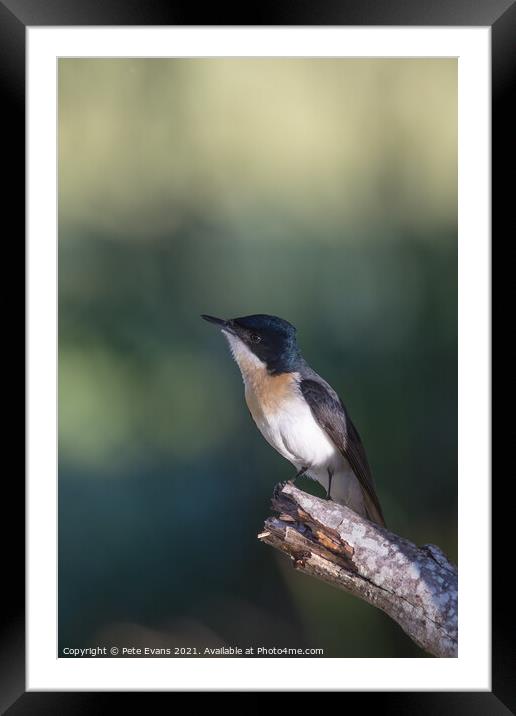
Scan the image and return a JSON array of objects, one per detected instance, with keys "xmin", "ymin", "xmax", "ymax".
[{"xmin": 58, "ymin": 59, "xmax": 457, "ymax": 658}]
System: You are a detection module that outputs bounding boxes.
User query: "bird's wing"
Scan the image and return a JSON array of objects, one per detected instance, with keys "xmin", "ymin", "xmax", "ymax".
[{"xmin": 299, "ymin": 377, "xmax": 386, "ymax": 527}]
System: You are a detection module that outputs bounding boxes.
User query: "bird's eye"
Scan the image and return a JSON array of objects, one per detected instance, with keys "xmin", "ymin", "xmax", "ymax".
[{"xmin": 249, "ymin": 333, "xmax": 261, "ymax": 343}]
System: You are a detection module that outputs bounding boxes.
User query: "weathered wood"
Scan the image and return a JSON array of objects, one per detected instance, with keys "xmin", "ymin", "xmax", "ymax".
[{"xmin": 258, "ymin": 482, "xmax": 457, "ymax": 658}]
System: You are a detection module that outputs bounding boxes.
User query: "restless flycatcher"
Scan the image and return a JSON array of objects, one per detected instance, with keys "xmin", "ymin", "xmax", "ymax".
[{"xmin": 202, "ymin": 313, "xmax": 386, "ymax": 527}]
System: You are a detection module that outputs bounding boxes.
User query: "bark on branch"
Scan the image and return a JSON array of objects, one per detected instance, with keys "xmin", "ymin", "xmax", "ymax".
[{"xmin": 258, "ymin": 482, "xmax": 457, "ymax": 658}]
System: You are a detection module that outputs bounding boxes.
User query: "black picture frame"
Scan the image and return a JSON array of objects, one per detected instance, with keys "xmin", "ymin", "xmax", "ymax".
[{"xmin": 4, "ymin": 0, "xmax": 508, "ymax": 711}]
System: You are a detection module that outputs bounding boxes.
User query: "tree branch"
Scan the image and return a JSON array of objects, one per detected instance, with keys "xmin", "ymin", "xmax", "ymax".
[{"xmin": 258, "ymin": 482, "xmax": 457, "ymax": 658}]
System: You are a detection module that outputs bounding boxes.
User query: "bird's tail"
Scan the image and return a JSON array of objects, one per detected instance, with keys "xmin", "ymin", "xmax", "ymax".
[
  {"xmin": 330, "ymin": 470, "xmax": 387, "ymax": 528},
  {"xmin": 362, "ymin": 491, "xmax": 387, "ymax": 528}
]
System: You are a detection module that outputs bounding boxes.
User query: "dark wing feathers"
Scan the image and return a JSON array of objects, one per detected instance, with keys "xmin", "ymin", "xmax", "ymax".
[{"xmin": 299, "ymin": 378, "xmax": 386, "ymax": 526}]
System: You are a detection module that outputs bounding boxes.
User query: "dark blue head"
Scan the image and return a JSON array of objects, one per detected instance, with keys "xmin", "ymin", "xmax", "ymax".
[{"xmin": 201, "ymin": 313, "xmax": 301, "ymax": 373}]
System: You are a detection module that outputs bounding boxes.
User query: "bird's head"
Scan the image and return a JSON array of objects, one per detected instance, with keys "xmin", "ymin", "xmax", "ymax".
[{"xmin": 201, "ymin": 313, "xmax": 300, "ymax": 374}]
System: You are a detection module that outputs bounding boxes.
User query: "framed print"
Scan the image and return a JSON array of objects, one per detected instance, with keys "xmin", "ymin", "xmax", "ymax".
[{"xmin": 2, "ymin": 0, "xmax": 509, "ymax": 709}]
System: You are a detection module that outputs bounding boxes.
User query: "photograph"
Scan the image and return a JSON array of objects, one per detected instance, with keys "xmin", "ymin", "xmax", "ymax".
[
  {"xmin": 58, "ymin": 57, "xmax": 458, "ymax": 659},
  {"xmin": 0, "ymin": 1, "xmax": 500, "ymax": 703}
]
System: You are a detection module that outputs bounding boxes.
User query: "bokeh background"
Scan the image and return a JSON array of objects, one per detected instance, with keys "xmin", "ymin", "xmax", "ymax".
[{"xmin": 58, "ymin": 59, "xmax": 457, "ymax": 658}]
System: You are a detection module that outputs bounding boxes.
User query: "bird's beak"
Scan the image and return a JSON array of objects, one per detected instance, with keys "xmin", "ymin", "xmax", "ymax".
[{"xmin": 201, "ymin": 314, "xmax": 233, "ymax": 332}]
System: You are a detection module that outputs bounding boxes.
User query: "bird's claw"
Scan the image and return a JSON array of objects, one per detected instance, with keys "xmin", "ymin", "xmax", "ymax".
[{"xmin": 274, "ymin": 479, "xmax": 293, "ymax": 498}]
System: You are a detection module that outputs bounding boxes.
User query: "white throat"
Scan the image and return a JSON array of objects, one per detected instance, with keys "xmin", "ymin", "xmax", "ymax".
[{"xmin": 223, "ymin": 331, "xmax": 266, "ymax": 385}]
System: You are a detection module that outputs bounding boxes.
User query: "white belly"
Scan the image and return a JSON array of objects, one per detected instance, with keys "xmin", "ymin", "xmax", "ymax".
[
  {"xmin": 249, "ymin": 390, "xmax": 366, "ymax": 514},
  {"xmin": 252, "ymin": 392, "xmax": 339, "ymax": 471}
]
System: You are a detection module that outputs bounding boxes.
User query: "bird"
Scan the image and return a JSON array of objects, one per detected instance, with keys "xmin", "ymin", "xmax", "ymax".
[{"xmin": 201, "ymin": 313, "xmax": 386, "ymax": 527}]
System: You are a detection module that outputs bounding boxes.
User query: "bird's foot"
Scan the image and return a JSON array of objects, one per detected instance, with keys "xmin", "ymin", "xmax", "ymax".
[
  {"xmin": 274, "ymin": 480, "xmax": 289, "ymax": 498},
  {"xmin": 292, "ymin": 466, "xmax": 308, "ymax": 483},
  {"xmin": 275, "ymin": 467, "xmax": 308, "ymax": 498}
]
